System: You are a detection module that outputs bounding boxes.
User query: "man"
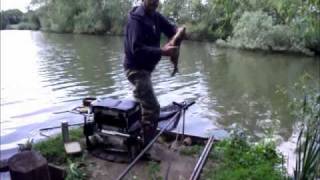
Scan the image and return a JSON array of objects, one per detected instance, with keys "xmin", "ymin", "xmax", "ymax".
[{"xmin": 124, "ymin": 0, "xmax": 182, "ymax": 148}]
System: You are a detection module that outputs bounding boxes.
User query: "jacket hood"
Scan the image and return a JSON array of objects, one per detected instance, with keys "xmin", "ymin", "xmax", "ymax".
[{"xmin": 129, "ymin": 5, "xmax": 156, "ymax": 22}]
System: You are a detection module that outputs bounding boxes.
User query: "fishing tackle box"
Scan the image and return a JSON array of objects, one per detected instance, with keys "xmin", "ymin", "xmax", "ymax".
[
  {"xmin": 83, "ymin": 98, "xmax": 143, "ymax": 160},
  {"xmin": 90, "ymin": 98, "xmax": 141, "ymax": 132}
]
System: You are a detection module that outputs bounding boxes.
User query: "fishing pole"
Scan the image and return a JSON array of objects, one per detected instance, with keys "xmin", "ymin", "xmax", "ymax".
[
  {"xmin": 116, "ymin": 111, "xmax": 181, "ymax": 180},
  {"xmin": 39, "ymin": 122, "xmax": 85, "ymax": 137},
  {"xmin": 165, "ymin": 103, "xmax": 187, "ymax": 180},
  {"xmin": 116, "ymin": 101, "xmax": 195, "ymax": 180},
  {"xmin": 189, "ymin": 135, "xmax": 215, "ymax": 180}
]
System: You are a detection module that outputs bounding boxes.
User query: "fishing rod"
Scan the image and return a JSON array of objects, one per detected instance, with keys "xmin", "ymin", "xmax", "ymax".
[
  {"xmin": 164, "ymin": 103, "xmax": 187, "ymax": 180},
  {"xmin": 116, "ymin": 111, "xmax": 181, "ymax": 180},
  {"xmin": 189, "ymin": 135, "xmax": 215, "ymax": 180},
  {"xmin": 53, "ymin": 106, "xmax": 89, "ymax": 114},
  {"xmin": 40, "ymin": 106, "xmax": 91, "ymax": 137},
  {"xmin": 39, "ymin": 122, "xmax": 85, "ymax": 138},
  {"xmin": 39, "ymin": 122, "xmax": 84, "ymax": 132},
  {"xmin": 116, "ymin": 101, "xmax": 195, "ymax": 180},
  {"xmin": 172, "ymin": 101, "xmax": 187, "ymax": 143}
]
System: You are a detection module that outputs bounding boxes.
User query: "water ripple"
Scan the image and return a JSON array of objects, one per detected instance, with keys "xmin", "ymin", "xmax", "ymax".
[{"xmin": 2, "ymin": 31, "xmax": 320, "ymax": 159}]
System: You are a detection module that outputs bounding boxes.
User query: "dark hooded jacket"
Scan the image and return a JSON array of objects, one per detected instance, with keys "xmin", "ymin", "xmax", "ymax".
[{"xmin": 123, "ymin": 5, "xmax": 176, "ymax": 72}]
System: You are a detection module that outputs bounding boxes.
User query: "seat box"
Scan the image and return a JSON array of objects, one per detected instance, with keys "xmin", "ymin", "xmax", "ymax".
[{"xmin": 91, "ymin": 98, "xmax": 140, "ymax": 130}]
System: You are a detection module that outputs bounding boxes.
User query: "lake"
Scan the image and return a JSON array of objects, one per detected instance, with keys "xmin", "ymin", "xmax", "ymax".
[{"xmin": 1, "ymin": 30, "xmax": 319, "ymax": 171}]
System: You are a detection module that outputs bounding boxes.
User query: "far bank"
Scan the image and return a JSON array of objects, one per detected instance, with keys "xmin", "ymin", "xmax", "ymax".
[{"xmin": 1, "ymin": 0, "xmax": 319, "ymax": 56}]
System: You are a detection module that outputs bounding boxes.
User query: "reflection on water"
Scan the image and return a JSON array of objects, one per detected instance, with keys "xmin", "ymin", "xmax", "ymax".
[{"xmin": 1, "ymin": 31, "xmax": 319, "ymax": 160}]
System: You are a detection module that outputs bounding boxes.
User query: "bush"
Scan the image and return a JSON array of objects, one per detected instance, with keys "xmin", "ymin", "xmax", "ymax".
[
  {"xmin": 203, "ymin": 135, "xmax": 285, "ymax": 180},
  {"xmin": 1, "ymin": 9, "xmax": 24, "ymax": 29},
  {"xmin": 17, "ymin": 22, "xmax": 40, "ymax": 30},
  {"xmin": 186, "ymin": 21, "xmax": 218, "ymax": 41},
  {"xmin": 227, "ymin": 11, "xmax": 273, "ymax": 50},
  {"xmin": 224, "ymin": 11, "xmax": 313, "ymax": 55},
  {"xmin": 73, "ymin": 12, "xmax": 97, "ymax": 34},
  {"xmin": 294, "ymin": 16, "xmax": 320, "ymax": 54}
]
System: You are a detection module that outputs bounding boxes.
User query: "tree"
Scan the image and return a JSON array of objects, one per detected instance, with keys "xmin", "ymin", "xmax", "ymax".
[{"xmin": 0, "ymin": 9, "xmax": 24, "ymax": 29}]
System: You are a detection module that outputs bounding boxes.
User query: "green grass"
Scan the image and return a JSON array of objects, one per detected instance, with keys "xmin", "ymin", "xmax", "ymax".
[
  {"xmin": 33, "ymin": 128, "xmax": 84, "ymax": 165},
  {"xmin": 293, "ymin": 85, "xmax": 320, "ymax": 179},
  {"xmin": 65, "ymin": 159, "xmax": 87, "ymax": 180},
  {"xmin": 180, "ymin": 144, "xmax": 204, "ymax": 156},
  {"xmin": 147, "ymin": 161, "xmax": 162, "ymax": 180},
  {"xmin": 203, "ymin": 137, "xmax": 285, "ymax": 180},
  {"xmin": 33, "ymin": 127, "xmax": 288, "ymax": 179}
]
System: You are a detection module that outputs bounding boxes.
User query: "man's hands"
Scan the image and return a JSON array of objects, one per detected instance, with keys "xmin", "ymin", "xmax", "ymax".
[
  {"xmin": 161, "ymin": 43, "xmax": 178, "ymax": 57},
  {"xmin": 161, "ymin": 26, "xmax": 186, "ymax": 57}
]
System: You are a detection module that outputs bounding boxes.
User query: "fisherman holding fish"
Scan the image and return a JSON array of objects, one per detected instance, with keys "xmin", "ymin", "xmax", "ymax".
[{"xmin": 123, "ymin": 0, "xmax": 186, "ymax": 149}]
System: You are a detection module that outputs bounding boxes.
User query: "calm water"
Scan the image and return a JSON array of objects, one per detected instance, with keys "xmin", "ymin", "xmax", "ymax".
[{"xmin": 1, "ymin": 30, "xmax": 319, "ymax": 166}]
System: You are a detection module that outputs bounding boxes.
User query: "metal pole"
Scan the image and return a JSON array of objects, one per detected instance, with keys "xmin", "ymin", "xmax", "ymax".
[
  {"xmin": 181, "ymin": 108, "xmax": 186, "ymax": 143},
  {"xmin": 189, "ymin": 136, "xmax": 214, "ymax": 180},
  {"xmin": 61, "ymin": 121, "xmax": 69, "ymax": 143},
  {"xmin": 40, "ymin": 122, "xmax": 84, "ymax": 132},
  {"xmin": 193, "ymin": 137, "xmax": 214, "ymax": 179}
]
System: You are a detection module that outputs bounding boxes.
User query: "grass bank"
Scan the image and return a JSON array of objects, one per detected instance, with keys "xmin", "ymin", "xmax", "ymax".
[
  {"xmin": 179, "ymin": 135, "xmax": 285, "ymax": 180},
  {"xmin": 33, "ymin": 128, "xmax": 84, "ymax": 165},
  {"xmin": 32, "ymin": 127, "xmax": 286, "ymax": 179},
  {"xmin": 203, "ymin": 137, "xmax": 285, "ymax": 179}
]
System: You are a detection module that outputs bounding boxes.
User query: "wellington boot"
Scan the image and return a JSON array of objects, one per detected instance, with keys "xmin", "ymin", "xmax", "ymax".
[
  {"xmin": 142, "ymin": 125, "xmax": 157, "ymax": 148},
  {"xmin": 140, "ymin": 152, "xmax": 161, "ymax": 163}
]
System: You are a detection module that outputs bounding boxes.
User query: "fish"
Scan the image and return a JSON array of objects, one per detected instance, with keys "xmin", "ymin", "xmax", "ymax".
[{"xmin": 167, "ymin": 27, "xmax": 186, "ymax": 77}]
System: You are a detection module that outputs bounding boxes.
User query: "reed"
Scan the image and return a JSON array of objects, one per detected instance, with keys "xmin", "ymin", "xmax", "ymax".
[{"xmin": 294, "ymin": 94, "xmax": 320, "ymax": 179}]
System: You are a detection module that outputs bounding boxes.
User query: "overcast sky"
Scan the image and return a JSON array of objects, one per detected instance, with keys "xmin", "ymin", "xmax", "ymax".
[{"xmin": 1, "ymin": 0, "xmax": 31, "ymax": 12}]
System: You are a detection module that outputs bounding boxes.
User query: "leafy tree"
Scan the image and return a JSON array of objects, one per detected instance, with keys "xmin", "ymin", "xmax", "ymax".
[
  {"xmin": 4, "ymin": 9, "xmax": 23, "ymax": 24},
  {"xmin": 26, "ymin": 0, "xmax": 320, "ymax": 54},
  {"xmin": 1, "ymin": 9, "xmax": 23, "ymax": 29},
  {"xmin": 0, "ymin": 11, "xmax": 8, "ymax": 29}
]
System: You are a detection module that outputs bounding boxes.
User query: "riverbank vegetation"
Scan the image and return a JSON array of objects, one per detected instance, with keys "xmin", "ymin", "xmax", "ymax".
[
  {"xmin": 275, "ymin": 73, "xmax": 320, "ymax": 179},
  {"xmin": 33, "ymin": 128, "xmax": 87, "ymax": 179},
  {"xmin": 31, "ymin": 128, "xmax": 286, "ymax": 179},
  {"xmin": 278, "ymin": 74, "xmax": 320, "ymax": 179},
  {"xmin": 1, "ymin": 9, "xmax": 40, "ymax": 30},
  {"xmin": 33, "ymin": 128, "xmax": 83, "ymax": 165},
  {"xmin": 294, "ymin": 86, "xmax": 320, "ymax": 179},
  {"xmin": 1, "ymin": 0, "xmax": 319, "ymax": 55},
  {"xmin": 203, "ymin": 135, "xmax": 285, "ymax": 179},
  {"xmin": 1, "ymin": 9, "xmax": 23, "ymax": 29}
]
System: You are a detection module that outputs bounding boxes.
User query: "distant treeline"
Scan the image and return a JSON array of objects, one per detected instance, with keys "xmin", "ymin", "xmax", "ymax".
[
  {"xmin": 1, "ymin": 0, "xmax": 319, "ymax": 55},
  {"xmin": 1, "ymin": 9, "xmax": 40, "ymax": 30}
]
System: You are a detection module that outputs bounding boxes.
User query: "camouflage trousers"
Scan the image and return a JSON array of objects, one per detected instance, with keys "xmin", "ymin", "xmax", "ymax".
[{"xmin": 126, "ymin": 69, "xmax": 160, "ymax": 144}]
